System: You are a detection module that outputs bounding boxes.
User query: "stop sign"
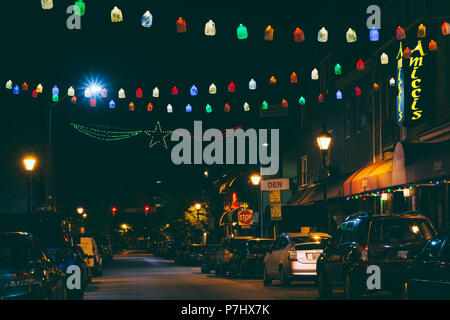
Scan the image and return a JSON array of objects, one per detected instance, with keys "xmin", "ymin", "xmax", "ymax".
[{"xmin": 238, "ymin": 210, "xmax": 253, "ymax": 226}]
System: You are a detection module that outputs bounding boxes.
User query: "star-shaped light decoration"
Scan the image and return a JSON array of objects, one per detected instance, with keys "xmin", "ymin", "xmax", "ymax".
[{"xmin": 144, "ymin": 121, "xmax": 172, "ymax": 150}]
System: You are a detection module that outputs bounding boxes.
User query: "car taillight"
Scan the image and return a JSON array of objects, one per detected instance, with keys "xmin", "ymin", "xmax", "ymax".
[
  {"xmin": 360, "ymin": 246, "xmax": 368, "ymax": 262},
  {"xmin": 288, "ymin": 250, "xmax": 297, "ymax": 261}
]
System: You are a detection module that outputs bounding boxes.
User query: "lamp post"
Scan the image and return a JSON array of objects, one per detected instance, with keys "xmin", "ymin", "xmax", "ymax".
[
  {"xmin": 194, "ymin": 203, "xmax": 202, "ymax": 223},
  {"xmin": 250, "ymin": 174, "xmax": 262, "ymax": 238},
  {"xmin": 23, "ymin": 157, "xmax": 36, "ymax": 214},
  {"xmin": 317, "ymin": 125, "xmax": 332, "ymax": 233}
]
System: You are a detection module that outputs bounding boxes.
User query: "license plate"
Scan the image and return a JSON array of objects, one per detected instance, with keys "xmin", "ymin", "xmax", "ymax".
[{"xmin": 306, "ymin": 253, "xmax": 319, "ymax": 260}]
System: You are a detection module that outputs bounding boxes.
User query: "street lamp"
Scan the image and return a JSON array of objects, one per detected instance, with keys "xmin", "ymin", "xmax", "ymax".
[
  {"xmin": 195, "ymin": 203, "xmax": 202, "ymax": 211},
  {"xmin": 316, "ymin": 125, "xmax": 332, "ymax": 233},
  {"xmin": 250, "ymin": 174, "xmax": 263, "ymax": 238},
  {"xmin": 250, "ymin": 174, "xmax": 261, "ymax": 186},
  {"xmin": 77, "ymin": 207, "xmax": 84, "ymax": 215},
  {"xmin": 23, "ymin": 156, "xmax": 36, "ymax": 214}
]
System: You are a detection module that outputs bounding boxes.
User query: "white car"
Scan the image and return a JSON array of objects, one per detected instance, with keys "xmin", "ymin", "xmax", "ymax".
[
  {"xmin": 79, "ymin": 237, "xmax": 103, "ymax": 277},
  {"xmin": 263, "ymin": 232, "xmax": 332, "ymax": 286}
]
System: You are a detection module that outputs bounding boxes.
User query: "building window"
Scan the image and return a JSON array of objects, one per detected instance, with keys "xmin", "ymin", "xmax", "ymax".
[{"xmin": 301, "ymin": 155, "xmax": 308, "ymax": 186}]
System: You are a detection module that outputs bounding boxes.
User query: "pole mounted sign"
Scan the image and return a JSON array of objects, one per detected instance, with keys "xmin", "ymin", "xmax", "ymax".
[
  {"xmin": 238, "ymin": 210, "xmax": 253, "ymax": 228},
  {"xmin": 261, "ymin": 178, "xmax": 290, "ymax": 191}
]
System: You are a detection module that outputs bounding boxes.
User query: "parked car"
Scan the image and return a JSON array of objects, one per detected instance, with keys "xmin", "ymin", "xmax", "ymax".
[
  {"xmin": 0, "ymin": 213, "xmax": 85, "ymax": 299},
  {"xmin": 401, "ymin": 229, "xmax": 450, "ymax": 299},
  {"xmin": 79, "ymin": 237, "xmax": 103, "ymax": 277},
  {"xmin": 73, "ymin": 245, "xmax": 92, "ymax": 288},
  {"xmin": 215, "ymin": 236, "xmax": 254, "ymax": 275},
  {"xmin": 96, "ymin": 237, "xmax": 113, "ymax": 265},
  {"xmin": 0, "ymin": 232, "xmax": 67, "ymax": 300},
  {"xmin": 175, "ymin": 244, "xmax": 206, "ymax": 266},
  {"xmin": 228, "ymin": 238, "xmax": 274, "ymax": 278},
  {"xmin": 316, "ymin": 212, "xmax": 436, "ymax": 299},
  {"xmin": 263, "ymin": 232, "xmax": 331, "ymax": 286},
  {"xmin": 162, "ymin": 240, "xmax": 178, "ymax": 260},
  {"xmin": 201, "ymin": 244, "xmax": 220, "ymax": 274}
]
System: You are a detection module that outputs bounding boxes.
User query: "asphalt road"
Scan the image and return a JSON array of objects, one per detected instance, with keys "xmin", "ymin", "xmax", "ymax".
[{"xmin": 84, "ymin": 250, "xmax": 346, "ymax": 300}]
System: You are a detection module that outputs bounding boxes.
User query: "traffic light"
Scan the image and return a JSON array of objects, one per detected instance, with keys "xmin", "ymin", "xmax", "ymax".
[
  {"xmin": 144, "ymin": 206, "xmax": 150, "ymax": 214},
  {"xmin": 112, "ymin": 207, "xmax": 117, "ymax": 215}
]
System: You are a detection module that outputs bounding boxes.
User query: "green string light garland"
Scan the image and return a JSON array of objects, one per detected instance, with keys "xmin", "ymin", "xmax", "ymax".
[{"xmin": 71, "ymin": 123, "xmax": 143, "ymax": 142}]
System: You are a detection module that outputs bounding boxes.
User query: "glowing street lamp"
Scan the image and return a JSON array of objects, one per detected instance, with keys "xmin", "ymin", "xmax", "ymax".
[
  {"xmin": 316, "ymin": 125, "xmax": 332, "ymax": 233},
  {"xmin": 195, "ymin": 203, "xmax": 202, "ymax": 211},
  {"xmin": 23, "ymin": 156, "xmax": 36, "ymax": 213},
  {"xmin": 317, "ymin": 127, "xmax": 332, "ymax": 151},
  {"xmin": 77, "ymin": 207, "xmax": 84, "ymax": 215},
  {"xmin": 250, "ymin": 174, "xmax": 261, "ymax": 186},
  {"xmin": 23, "ymin": 158, "xmax": 36, "ymax": 171}
]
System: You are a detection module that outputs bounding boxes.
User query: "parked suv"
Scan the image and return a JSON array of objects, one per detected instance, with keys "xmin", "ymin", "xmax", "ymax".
[
  {"xmin": 215, "ymin": 237, "xmax": 254, "ymax": 275},
  {"xmin": 229, "ymin": 238, "xmax": 274, "ymax": 278},
  {"xmin": 263, "ymin": 232, "xmax": 331, "ymax": 286},
  {"xmin": 316, "ymin": 212, "xmax": 436, "ymax": 299}
]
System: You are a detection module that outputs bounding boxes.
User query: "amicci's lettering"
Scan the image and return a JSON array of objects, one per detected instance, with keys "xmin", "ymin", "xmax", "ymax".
[{"xmin": 408, "ymin": 41, "xmax": 427, "ymax": 121}]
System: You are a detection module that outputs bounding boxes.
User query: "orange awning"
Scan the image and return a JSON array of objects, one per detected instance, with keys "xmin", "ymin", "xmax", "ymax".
[{"xmin": 344, "ymin": 159, "xmax": 393, "ymax": 196}]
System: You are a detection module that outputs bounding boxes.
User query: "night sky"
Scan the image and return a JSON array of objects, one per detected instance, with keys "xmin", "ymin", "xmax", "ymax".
[{"xmin": 0, "ymin": 0, "xmax": 392, "ymax": 213}]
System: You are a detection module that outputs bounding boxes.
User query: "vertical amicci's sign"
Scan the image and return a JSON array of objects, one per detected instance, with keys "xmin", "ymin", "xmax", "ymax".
[
  {"xmin": 396, "ymin": 42, "xmax": 405, "ymax": 126},
  {"xmin": 404, "ymin": 40, "xmax": 427, "ymax": 126}
]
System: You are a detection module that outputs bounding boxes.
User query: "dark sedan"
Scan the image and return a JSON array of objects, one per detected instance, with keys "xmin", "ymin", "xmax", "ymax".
[
  {"xmin": 0, "ymin": 232, "xmax": 67, "ymax": 300},
  {"xmin": 402, "ymin": 229, "xmax": 450, "ymax": 299}
]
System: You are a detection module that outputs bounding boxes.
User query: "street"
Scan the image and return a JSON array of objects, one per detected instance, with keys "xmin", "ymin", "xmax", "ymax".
[{"xmin": 84, "ymin": 250, "xmax": 337, "ymax": 300}]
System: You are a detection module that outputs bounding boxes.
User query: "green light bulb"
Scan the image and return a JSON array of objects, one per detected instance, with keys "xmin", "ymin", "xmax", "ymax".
[
  {"xmin": 237, "ymin": 24, "xmax": 248, "ymax": 40},
  {"xmin": 335, "ymin": 64, "xmax": 342, "ymax": 75},
  {"xmin": 261, "ymin": 101, "xmax": 269, "ymax": 110},
  {"xmin": 299, "ymin": 96, "xmax": 306, "ymax": 105},
  {"xmin": 74, "ymin": 0, "xmax": 86, "ymax": 16},
  {"xmin": 206, "ymin": 104, "xmax": 212, "ymax": 113}
]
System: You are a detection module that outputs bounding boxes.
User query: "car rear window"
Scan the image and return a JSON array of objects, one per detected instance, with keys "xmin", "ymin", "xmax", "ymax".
[
  {"xmin": 369, "ymin": 219, "xmax": 434, "ymax": 245},
  {"xmin": 246, "ymin": 240, "xmax": 273, "ymax": 253},
  {"xmin": 0, "ymin": 236, "xmax": 28, "ymax": 268},
  {"xmin": 292, "ymin": 236, "xmax": 329, "ymax": 244},
  {"xmin": 294, "ymin": 242, "xmax": 325, "ymax": 250}
]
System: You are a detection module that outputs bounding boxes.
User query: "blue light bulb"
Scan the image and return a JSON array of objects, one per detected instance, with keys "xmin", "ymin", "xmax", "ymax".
[
  {"xmin": 109, "ymin": 100, "xmax": 116, "ymax": 109},
  {"xmin": 190, "ymin": 85, "xmax": 198, "ymax": 96},
  {"xmin": 13, "ymin": 85, "xmax": 20, "ymax": 95},
  {"xmin": 186, "ymin": 104, "xmax": 192, "ymax": 112},
  {"xmin": 370, "ymin": 27, "xmax": 379, "ymax": 42}
]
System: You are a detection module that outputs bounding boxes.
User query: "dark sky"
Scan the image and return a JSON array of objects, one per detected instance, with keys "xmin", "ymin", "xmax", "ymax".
[{"xmin": 0, "ymin": 0, "xmax": 393, "ymax": 212}]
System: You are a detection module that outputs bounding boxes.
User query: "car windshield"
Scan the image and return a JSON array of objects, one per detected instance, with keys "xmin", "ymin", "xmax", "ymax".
[
  {"xmin": 247, "ymin": 240, "xmax": 273, "ymax": 253},
  {"xmin": 0, "ymin": 236, "xmax": 28, "ymax": 268},
  {"xmin": 369, "ymin": 219, "xmax": 434, "ymax": 244}
]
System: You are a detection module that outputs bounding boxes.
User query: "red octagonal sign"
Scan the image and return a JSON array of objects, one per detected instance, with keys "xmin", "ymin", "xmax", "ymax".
[{"xmin": 238, "ymin": 210, "xmax": 253, "ymax": 226}]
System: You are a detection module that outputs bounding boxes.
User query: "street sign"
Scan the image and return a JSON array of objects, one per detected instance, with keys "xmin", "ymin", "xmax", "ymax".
[
  {"xmin": 238, "ymin": 210, "xmax": 253, "ymax": 227},
  {"xmin": 261, "ymin": 178, "xmax": 290, "ymax": 191},
  {"xmin": 269, "ymin": 190, "xmax": 282, "ymax": 221}
]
